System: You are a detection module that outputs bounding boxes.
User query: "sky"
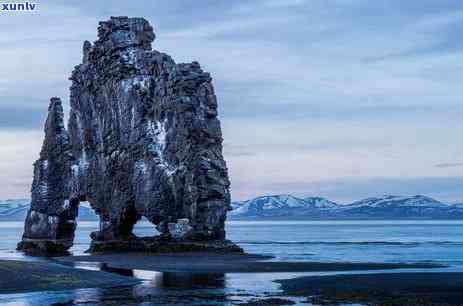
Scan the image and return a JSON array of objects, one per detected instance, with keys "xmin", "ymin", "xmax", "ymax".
[{"xmin": 0, "ymin": 0, "xmax": 462, "ymax": 203}]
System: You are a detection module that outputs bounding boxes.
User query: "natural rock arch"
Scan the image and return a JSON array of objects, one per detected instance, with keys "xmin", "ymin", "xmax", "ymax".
[{"xmin": 17, "ymin": 17, "xmax": 241, "ymax": 255}]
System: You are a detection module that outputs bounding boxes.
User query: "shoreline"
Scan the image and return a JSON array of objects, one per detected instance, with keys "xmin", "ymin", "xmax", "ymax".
[
  {"xmin": 0, "ymin": 254, "xmax": 456, "ymax": 305},
  {"xmin": 55, "ymin": 252, "xmax": 444, "ymax": 273}
]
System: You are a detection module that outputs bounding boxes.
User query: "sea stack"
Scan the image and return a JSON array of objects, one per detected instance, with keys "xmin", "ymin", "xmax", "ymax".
[{"xmin": 18, "ymin": 17, "xmax": 241, "ymax": 255}]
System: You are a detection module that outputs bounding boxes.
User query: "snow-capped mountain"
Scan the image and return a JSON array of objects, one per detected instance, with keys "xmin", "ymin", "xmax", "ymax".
[
  {"xmin": 0, "ymin": 199, "xmax": 30, "ymax": 221},
  {"xmin": 2, "ymin": 195, "xmax": 463, "ymax": 221},
  {"xmin": 331, "ymin": 195, "xmax": 463, "ymax": 219},
  {"xmin": 302, "ymin": 196, "xmax": 339, "ymax": 210},
  {"xmin": 0, "ymin": 200, "xmax": 98, "ymax": 221},
  {"xmin": 229, "ymin": 194, "xmax": 463, "ymax": 220},
  {"xmin": 338, "ymin": 195, "xmax": 448, "ymax": 210},
  {"xmin": 229, "ymin": 195, "xmax": 339, "ymax": 218}
]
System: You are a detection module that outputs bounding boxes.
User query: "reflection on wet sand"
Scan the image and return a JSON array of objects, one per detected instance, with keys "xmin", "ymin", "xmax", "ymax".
[
  {"xmin": 100, "ymin": 263, "xmax": 135, "ymax": 277},
  {"xmin": 143, "ymin": 271, "xmax": 226, "ymax": 289},
  {"xmin": 98, "ymin": 261, "xmax": 226, "ymax": 288},
  {"xmin": 73, "ymin": 263, "xmax": 229, "ymax": 305}
]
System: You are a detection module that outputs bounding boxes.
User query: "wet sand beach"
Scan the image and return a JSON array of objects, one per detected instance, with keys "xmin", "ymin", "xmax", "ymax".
[
  {"xmin": 277, "ymin": 272, "xmax": 463, "ymax": 305},
  {"xmin": 0, "ymin": 253, "xmax": 445, "ymax": 295},
  {"xmin": 0, "ymin": 260, "xmax": 138, "ymax": 294}
]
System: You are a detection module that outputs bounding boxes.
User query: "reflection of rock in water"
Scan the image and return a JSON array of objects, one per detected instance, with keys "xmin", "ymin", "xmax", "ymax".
[
  {"xmin": 97, "ymin": 263, "xmax": 225, "ymax": 289},
  {"xmin": 66, "ymin": 271, "xmax": 229, "ymax": 305},
  {"xmin": 99, "ymin": 263, "xmax": 134, "ymax": 277},
  {"xmin": 151, "ymin": 272, "xmax": 226, "ymax": 289},
  {"xmin": 132, "ymin": 273, "xmax": 228, "ymax": 305},
  {"xmin": 17, "ymin": 16, "xmax": 242, "ymax": 256},
  {"xmin": 96, "ymin": 262, "xmax": 225, "ymax": 289}
]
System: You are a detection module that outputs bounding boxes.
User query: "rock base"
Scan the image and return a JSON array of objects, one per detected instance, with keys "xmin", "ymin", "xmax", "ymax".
[
  {"xmin": 87, "ymin": 237, "xmax": 244, "ymax": 254},
  {"xmin": 16, "ymin": 239, "xmax": 73, "ymax": 256}
]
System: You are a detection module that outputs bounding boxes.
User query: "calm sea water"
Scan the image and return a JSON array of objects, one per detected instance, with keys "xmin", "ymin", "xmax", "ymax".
[{"xmin": 1, "ymin": 220, "xmax": 463, "ymax": 305}]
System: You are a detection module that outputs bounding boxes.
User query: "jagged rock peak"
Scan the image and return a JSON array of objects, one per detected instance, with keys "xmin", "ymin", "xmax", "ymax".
[
  {"xmin": 40, "ymin": 97, "xmax": 69, "ymax": 157},
  {"xmin": 82, "ymin": 40, "xmax": 92, "ymax": 63},
  {"xmin": 46, "ymin": 97, "xmax": 65, "ymax": 132},
  {"xmin": 17, "ymin": 98, "xmax": 77, "ymax": 255},
  {"xmin": 31, "ymin": 97, "xmax": 72, "ymax": 214},
  {"xmin": 95, "ymin": 16, "xmax": 155, "ymax": 53}
]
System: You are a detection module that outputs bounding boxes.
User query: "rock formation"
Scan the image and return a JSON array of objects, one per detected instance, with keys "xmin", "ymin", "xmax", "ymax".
[
  {"xmin": 17, "ymin": 98, "xmax": 77, "ymax": 255},
  {"xmin": 18, "ymin": 16, "xmax": 241, "ymax": 255}
]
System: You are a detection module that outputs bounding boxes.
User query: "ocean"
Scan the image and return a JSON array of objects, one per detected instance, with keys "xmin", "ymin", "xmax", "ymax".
[{"xmin": 1, "ymin": 220, "xmax": 463, "ymax": 305}]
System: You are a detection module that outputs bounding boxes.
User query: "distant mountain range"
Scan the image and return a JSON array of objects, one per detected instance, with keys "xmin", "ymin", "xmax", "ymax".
[
  {"xmin": 2, "ymin": 195, "xmax": 463, "ymax": 221},
  {"xmin": 229, "ymin": 194, "xmax": 463, "ymax": 220},
  {"xmin": 0, "ymin": 200, "xmax": 98, "ymax": 221}
]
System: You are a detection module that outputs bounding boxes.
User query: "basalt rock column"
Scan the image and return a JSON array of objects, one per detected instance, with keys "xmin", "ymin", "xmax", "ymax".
[
  {"xmin": 18, "ymin": 17, "xmax": 240, "ymax": 255},
  {"xmin": 17, "ymin": 98, "xmax": 78, "ymax": 255}
]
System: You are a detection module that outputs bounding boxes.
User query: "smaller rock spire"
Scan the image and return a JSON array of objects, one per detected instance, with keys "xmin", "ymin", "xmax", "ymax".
[
  {"xmin": 17, "ymin": 97, "xmax": 75, "ymax": 255},
  {"xmin": 40, "ymin": 97, "xmax": 69, "ymax": 159},
  {"xmin": 82, "ymin": 41, "xmax": 92, "ymax": 63}
]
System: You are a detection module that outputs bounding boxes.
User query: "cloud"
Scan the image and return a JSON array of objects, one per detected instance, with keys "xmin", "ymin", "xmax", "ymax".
[
  {"xmin": 0, "ymin": 105, "xmax": 46, "ymax": 130},
  {"xmin": 1, "ymin": 0, "xmax": 463, "ymax": 201},
  {"xmin": 0, "ymin": 131, "xmax": 42, "ymax": 198},
  {"xmin": 435, "ymin": 162, "xmax": 463, "ymax": 168},
  {"xmin": 163, "ymin": 16, "xmax": 290, "ymax": 40},
  {"xmin": 263, "ymin": 0, "xmax": 307, "ymax": 8},
  {"xmin": 223, "ymin": 144, "xmax": 256, "ymax": 157}
]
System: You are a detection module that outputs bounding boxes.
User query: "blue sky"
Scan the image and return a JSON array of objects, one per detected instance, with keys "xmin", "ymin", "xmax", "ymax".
[{"xmin": 0, "ymin": 0, "xmax": 462, "ymax": 202}]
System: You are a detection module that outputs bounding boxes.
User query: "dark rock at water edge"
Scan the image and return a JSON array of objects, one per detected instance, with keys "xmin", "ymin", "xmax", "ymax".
[
  {"xmin": 16, "ymin": 239, "xmax": 72, "ymax": 256},
  {"xmin": 87, "ymin": 238, "xmax": 243, "ymax": 254},
  {"xmin": 18, "ymin": 16, "xmax": 236, "ymax": 255}
]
